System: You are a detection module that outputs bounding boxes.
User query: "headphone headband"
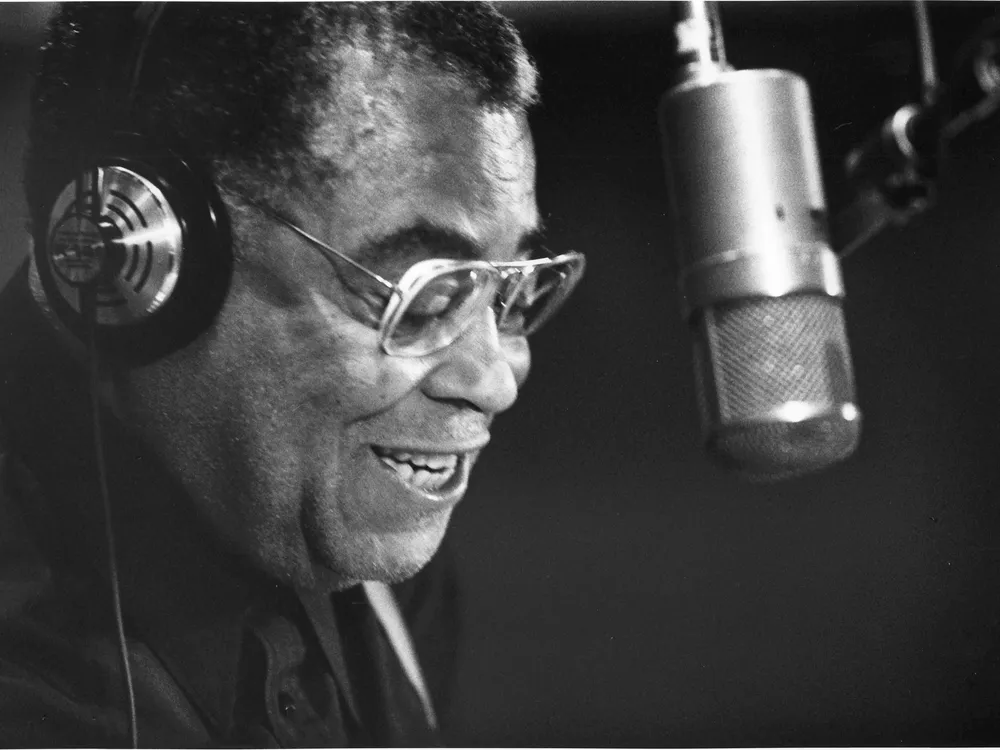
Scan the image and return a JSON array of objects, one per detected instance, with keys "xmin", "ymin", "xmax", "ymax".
[
  {"xmin": 122, "ymin": 2, "xmax": 168, "ymax": 128},
  {"xmin": 34, "ymin": 2, "xmax": 234, "ymax": 364}
]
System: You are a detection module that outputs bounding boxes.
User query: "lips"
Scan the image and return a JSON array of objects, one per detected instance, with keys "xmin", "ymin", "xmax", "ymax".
[{"xmin": 371, "ymin": 445, "xmax": 462, "ymax": 493}]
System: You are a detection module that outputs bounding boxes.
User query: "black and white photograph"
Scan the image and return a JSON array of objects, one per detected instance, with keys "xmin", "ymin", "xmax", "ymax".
[{"xmin": 1, "ymin": 2, "xmax": 1000, "ymax": 746}]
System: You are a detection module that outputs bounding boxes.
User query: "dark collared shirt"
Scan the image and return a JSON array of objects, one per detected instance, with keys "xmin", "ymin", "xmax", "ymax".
[{"xmin": 0, "ymin": 265, "xmax": 458, "ymax": 746}]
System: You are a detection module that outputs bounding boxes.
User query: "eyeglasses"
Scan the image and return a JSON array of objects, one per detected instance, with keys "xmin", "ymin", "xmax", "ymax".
[{"xmin": 228, "ymin": 192, "xmax": 586, "ymax": 357}]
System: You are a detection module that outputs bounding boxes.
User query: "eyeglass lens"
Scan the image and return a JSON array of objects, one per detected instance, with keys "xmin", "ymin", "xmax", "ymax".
[
  {"xmin": 385, "ymin": 257, "xmax": 582, "ymax": 357},
  {"xmin": 498, "ymin": 262, "xmax": 576, "ymax": 335},
  {"xmin": 387, "ymin": 268, "xmax": 497, "ymax": 356}
]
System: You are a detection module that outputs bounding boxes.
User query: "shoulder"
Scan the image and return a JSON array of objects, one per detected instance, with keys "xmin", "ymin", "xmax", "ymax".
[
  {"xmin": 0, "ymin": 599, "xmax": 215, "ymax": 746},
  {"xmin": 0, "ymin": 439, "xmax": 210, "ymax": 747},
  {"xmin": 0, "ymin": 615, "xmax": 131, "ymax": 746}
]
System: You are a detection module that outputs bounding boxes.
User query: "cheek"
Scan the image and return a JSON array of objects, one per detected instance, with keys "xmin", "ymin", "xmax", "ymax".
[
  {"xmin": 308, "ymin": 289, "xmax": 433, "ymax": 418},
  {"xmin": 119, "ymin": 274, "xmax": 437, "ymax": 446}
]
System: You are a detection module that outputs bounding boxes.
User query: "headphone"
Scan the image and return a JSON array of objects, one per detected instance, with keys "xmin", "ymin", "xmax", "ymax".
[
  {"xmin": 32, "ymin": 3, "xmax": 233, "ymax": 364},
  {"xmin": 28, "ymin": 9, "xmax": 236, "ymax": 744}
]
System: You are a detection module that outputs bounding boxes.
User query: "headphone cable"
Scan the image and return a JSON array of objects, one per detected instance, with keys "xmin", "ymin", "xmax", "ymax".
[{"xmin": 83, "ymin": 288, "xmax": 139, "ymax": 749}]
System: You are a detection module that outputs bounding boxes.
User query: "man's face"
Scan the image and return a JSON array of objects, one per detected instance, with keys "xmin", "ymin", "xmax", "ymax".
[{"xmin": 115, "ymin": 52, "xmax": 539, "ymax": 588}]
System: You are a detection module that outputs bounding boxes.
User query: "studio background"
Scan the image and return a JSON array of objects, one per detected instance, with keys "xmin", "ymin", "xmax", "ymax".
[{"xmin": 2, "ymin": 3, "xmax": 1000, "ymax": 746}]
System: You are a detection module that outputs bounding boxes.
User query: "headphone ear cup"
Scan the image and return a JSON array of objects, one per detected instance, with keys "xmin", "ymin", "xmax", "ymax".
[{"xmin": 34, "ymin": 149, "xmax": 232, "ymax": 364}]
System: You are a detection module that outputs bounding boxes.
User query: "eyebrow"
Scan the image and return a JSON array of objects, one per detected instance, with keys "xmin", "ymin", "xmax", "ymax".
[{"xmin": 356, "ymin": 220, "xmax": 548, "ymax": 266}]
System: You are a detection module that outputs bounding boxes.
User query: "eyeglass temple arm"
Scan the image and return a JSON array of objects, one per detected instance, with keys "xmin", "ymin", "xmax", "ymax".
[{"xmin": 218, "ymin": 187, "xmax": 397, "ymax": 293}]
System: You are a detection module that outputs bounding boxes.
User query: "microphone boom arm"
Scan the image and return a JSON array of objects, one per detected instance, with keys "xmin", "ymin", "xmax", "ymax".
[{"xmin": 833, "ymin": 10, "xmax": 1000, "ymax": 259}]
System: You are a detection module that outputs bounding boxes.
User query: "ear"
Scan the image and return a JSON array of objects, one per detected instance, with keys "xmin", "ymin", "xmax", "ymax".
[{"xmin": 32, "ymin": 154, "xmax": 233, "ymax": 365}]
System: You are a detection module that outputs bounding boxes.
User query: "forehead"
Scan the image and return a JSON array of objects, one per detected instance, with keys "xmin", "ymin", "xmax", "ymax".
[{"xmin": 302, "ymin": 49, "xmax": 539, "ymax": 266}]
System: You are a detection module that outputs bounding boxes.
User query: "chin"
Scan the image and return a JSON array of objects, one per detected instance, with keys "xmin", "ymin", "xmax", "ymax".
[{"xmin": 310, "ymin": 511, "xmax": 452, "ymax": 586}]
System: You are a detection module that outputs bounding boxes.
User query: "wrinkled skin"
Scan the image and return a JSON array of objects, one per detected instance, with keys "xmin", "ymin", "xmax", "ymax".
[{"xmin": 108, "ymin": 51, "xmax": 540, "ymax": 590}]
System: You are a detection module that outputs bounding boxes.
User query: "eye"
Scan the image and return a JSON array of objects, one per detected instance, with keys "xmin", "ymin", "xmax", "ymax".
[
  {"xmin": 404, "ymin": 275, "xmax": 462, "ymax": 319},
  {"xmin": 391, "ymin": 269, "xmax": 490, "ymax": 344}
]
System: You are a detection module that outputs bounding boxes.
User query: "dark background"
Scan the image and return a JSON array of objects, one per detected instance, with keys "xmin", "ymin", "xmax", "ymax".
[{"xmin": 4, "ymin": 2, "xmax": 1000, "ymax": 746}]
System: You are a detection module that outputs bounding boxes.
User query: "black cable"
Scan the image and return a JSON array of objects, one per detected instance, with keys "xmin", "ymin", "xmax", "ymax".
[{"xmin": 82, "ymin": 288, "xmax": 139, "ymax": 749}]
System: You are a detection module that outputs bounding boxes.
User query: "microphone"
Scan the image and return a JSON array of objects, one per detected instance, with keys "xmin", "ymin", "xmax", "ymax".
[{"xmin": 658, "ymin": 2, "xmax": 861, "ymax": 481}]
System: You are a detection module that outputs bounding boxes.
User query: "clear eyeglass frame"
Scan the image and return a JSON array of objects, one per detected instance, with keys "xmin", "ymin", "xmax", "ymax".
[{"xmin": 224, "ymin": 190, "xmax": 586, "ymax": 357}]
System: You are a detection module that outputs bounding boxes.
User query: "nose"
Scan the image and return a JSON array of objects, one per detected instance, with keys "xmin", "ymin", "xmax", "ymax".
[{"xmin": 420, "ymin": 309, "xmax": 531, "ymax": 415}]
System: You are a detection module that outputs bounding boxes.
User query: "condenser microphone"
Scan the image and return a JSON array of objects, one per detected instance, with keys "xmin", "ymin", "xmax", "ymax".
[{"xmin": 658, "ymin": 2, "xmax": 861, "ymax": 481}]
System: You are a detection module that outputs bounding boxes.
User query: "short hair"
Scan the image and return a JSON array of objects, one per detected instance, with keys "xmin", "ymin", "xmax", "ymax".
[{"xmin": 24, "ymin": 1, "xmax": 538, "ymax": 230}]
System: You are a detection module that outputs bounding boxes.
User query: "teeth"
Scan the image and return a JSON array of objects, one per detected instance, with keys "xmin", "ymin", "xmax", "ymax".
[
  {"xmin": 389, "ymin": 452, "xmax": 455, "ymax": 470},
  {"xmin": 374, "ymin": 448, "xmax": 460, "ymax": 492},
  {"xmin": 411, "ymin": 467, "xmax": 449, "ymax": 490}
]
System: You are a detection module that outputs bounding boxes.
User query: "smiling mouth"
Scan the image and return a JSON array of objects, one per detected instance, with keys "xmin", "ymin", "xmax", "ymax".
[{"xmin": 371, "ymin": 445, "xmax": 464, "ymax": 494}]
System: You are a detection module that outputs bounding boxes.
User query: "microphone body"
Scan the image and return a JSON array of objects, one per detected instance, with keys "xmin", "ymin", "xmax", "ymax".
[{"xmin": 659, "ymin": 67, "xmax": 861, "ymax": 480}]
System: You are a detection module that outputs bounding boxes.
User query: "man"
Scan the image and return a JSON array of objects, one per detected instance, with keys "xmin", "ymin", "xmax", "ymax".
[{"xmin": 0, "ymin": 3, "xmax": 584, "ymax": 746}]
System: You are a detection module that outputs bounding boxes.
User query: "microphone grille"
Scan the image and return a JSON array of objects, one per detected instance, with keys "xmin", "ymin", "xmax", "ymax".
[{"xmin": 694, "ymin": 295, "xmax": 861, "ymax": 481}]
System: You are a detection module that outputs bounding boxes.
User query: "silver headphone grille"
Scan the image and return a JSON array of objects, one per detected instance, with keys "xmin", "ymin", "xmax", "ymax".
[{"xmin": 46, "ymin": 166, "xmax": 184, "ymax": 326}]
